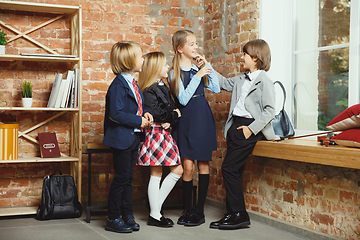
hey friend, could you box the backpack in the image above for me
[37,169,82,220]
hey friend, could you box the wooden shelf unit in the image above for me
[0,1,83,217]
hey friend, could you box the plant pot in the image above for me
[22,98,33,108]
[0,45,4,55]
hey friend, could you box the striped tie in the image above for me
[132,79,143,116]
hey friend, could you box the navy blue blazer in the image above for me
[103,74,144,150]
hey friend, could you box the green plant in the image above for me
[21,80,32,98]
[0,29,9,45]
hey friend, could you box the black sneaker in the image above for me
[184,210,205,227]
[123,215,140,231]
[177,209,192,225]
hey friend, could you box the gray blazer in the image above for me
[217,70,276,140]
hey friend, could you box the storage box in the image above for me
[0,124,19,160]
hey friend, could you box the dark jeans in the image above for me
[107,134,140,220]
[222,116,264,213]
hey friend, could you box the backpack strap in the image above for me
[52,169,62,176]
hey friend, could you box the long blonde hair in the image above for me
[170,30,209,96]
[138,52,166,92]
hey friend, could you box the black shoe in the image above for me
[184,210,205,227]
[219,212,250,229]
[177,209,192,225]
[123,215,140,231]
[209,212,232,229]
[147,216,173,228]
[165,217,174,226]
[105,218,133,233]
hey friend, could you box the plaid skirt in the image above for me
[137,123,181,166]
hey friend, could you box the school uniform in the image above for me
[170,63,220,225]
[171,63,220,161]
[103,73,145,221]
[137,81,181,166]
[217,70,275,214]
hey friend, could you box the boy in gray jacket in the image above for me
[210,39,276,230]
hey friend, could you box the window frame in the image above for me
[260,0,360,136]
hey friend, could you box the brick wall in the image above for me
[1,0,359,239]
[243,156,360,240]
[0,0,206,207]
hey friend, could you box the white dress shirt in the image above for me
[232,70,262,118]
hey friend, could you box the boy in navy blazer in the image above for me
[103,41,153,233]
[210,39,276,230]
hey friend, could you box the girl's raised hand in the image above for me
[195,66,212,78]
[194,55,207,68]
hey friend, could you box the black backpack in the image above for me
[37,170,82,220]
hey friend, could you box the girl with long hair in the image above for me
[169,29,220,226]
[137,52,183,227]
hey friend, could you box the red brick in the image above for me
[296,196,305,206]
[283,192,293,203]
[11,178,29,187]
[0,168,16,178]
[340,190,353,203]
[310,212,334,225]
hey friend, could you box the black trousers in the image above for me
[107,134,140,220]
[222,116,264,213]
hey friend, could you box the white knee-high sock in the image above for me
[148,175,162,221]
[158,172,181,210]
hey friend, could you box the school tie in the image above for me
[245,73,251,81]
[132,79,143,116]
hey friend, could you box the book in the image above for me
[62,70,74,108]
[47,73,63,108]
[69,68,79,108]
[75,68,79,108]
[38,132,61,158]
[54,70,73,108]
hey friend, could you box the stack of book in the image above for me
[47,68,80,108]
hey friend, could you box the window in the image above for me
[260,0,360,132]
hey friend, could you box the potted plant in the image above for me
[0,28,9,55]
[21,80,33,108]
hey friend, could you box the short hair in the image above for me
[110,41,142,74]
[243,39,271,72]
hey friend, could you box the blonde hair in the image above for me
[243,39,271,72]
[138,52,166,92]
[170,29,208,96]
[110,41,142,74]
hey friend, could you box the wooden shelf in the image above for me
[0,156,79,164]
[0,1,79,14]
[252,139,360,169]
[0,206,38,217]
[0,1,83,217]
[0,107,79,111]
[0,54,80,63]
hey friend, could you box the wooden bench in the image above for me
[252,139,360,169]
